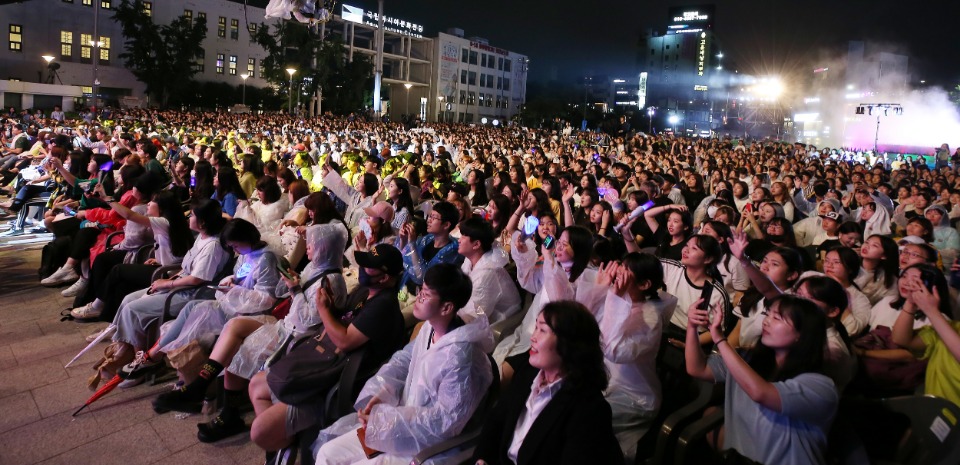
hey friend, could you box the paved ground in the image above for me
[0,238,264,465]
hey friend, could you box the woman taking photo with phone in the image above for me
[685,294,837,465]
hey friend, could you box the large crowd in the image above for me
[3,106,960,465]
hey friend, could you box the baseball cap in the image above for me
[354,244,404,276]
[363,201,396,225]
[897,236,926,246]
[819,211,841,222]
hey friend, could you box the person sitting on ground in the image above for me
[473,300,624,465]
[313,263,494,464]
[247,243,407,454]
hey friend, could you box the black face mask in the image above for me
[358,267,375,288]
[767,233,786,243]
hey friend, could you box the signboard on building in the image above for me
[667,4,715,34]
[638,72,647,108]
[341,3,423,37]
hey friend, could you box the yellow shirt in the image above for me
[526,176,541,190]
[919,320,960,407]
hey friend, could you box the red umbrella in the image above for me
[73,375,121,416]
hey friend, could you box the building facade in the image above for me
[0,0,273,109]
[431,31,528,124]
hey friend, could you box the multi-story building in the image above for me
[0,0,528,122]
[0,0,271,109]
[432,30,528,124]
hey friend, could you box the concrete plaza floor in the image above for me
[0,243,264,465]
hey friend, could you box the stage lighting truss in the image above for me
[855,103,903,117]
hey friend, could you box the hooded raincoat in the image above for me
[313,318,495,463]
[459,245,522,324]
[794,199,842,247]
[158,246,280,354]
[861,203,892,239]
[925,205,960,268]
[492,232,597,365]
[228,221,349,379]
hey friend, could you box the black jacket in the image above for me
[473,363,624,465]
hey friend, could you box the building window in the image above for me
[100,0,111,9]
[468,91,476,105]
[80,33,92,62]
[230,19,239,40]
[183,9,192,23]
[62,0,73,3]
[194,48,205,73]
[218,17,226,38]
[216,53,224,74]
[142,1,151,16]
[99,36,110,63]
[498,57,503,71]
[468,71,476,86]
[228,55,237,75]
[496,77,501,90]
[459,90,466,104]
[479,74,485,87]
[82,0,91,5]
[60,30,73,58]
[8,24,22,52]
[461,48,468,63]
[487,93,493,107]
[198,12,206,23]
[480,54,486,67]
[460,70,466,84]
[247,58,255,77]
[503,78,510,91]
[469,51,477,65]
[259,61,265,78]
[247,23,257,40]
[503,60,511,72]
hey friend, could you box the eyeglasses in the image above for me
[427,214,443,222]
[900,249,926,261]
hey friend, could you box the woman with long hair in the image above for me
[855,235,900,305]
[579,254,679,461]
[822,247,872,337]
[699,220,751,297]
[213,166,248,218]
[493,226,596,365]
[192,159,216,202]
[728,247,803,349]
[386,176,414,233]
[475,301,624,465]
[660,234,731,345]
[642,204,693,261]
[685,294,837,464]
[466,168,489,208]
[485,193,513,248]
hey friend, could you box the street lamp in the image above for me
[668,114,680,133]
[404,82,413,118]
[240,74,249,106]
[285,68,297,114]
[41,55,54,83]
[647,106,656,134]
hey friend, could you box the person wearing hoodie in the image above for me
[313,263,495,464]
[794,199,841,247]
[859,201,892,239]
[456,218,522,325]
[925,205,960,269]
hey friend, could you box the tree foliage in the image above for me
[254,21,373,114]
[113,0,206,107]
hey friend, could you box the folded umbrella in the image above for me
[65,324,116,369]
[73,375,121,416]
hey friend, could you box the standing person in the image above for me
[313,264,495,464]
[473,301,624,465]
[685,294,838,465]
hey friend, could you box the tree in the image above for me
[254,21,373,114]
[114,0,206,107]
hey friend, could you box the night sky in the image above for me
[316,0,960,86]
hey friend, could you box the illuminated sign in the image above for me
[341,3,423,37]
[794,112,820,123]
[470,41,509,56]
[667,5,714,34]
[697,32,707,76]
[638,72,647,108]
[694,85,708,91]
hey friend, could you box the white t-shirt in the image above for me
[181,234,231,281]
[148,217,181,266]
[868,296,930,331]
[661,258,730,331]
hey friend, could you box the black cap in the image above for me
[354,244,404,276]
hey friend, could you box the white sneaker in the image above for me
[117,377,144,389]
[40,265,79,286]
[72,302,103,321]
[119,350,162,379]
[61,277,88,297]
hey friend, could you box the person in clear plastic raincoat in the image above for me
[313,264,494,465]
[492,226,596,366]
[456,218,521,325]
[150,220,349,441]
[117,218,281,380]
[576,253,678,462]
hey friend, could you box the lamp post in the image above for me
[240,74,248,106]
[404,82,412,119]
[437,95,443,122]
[285,68,297,114]
[91,0,100,110]
[42,55,54,83]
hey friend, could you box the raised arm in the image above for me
[728,230,783,299]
